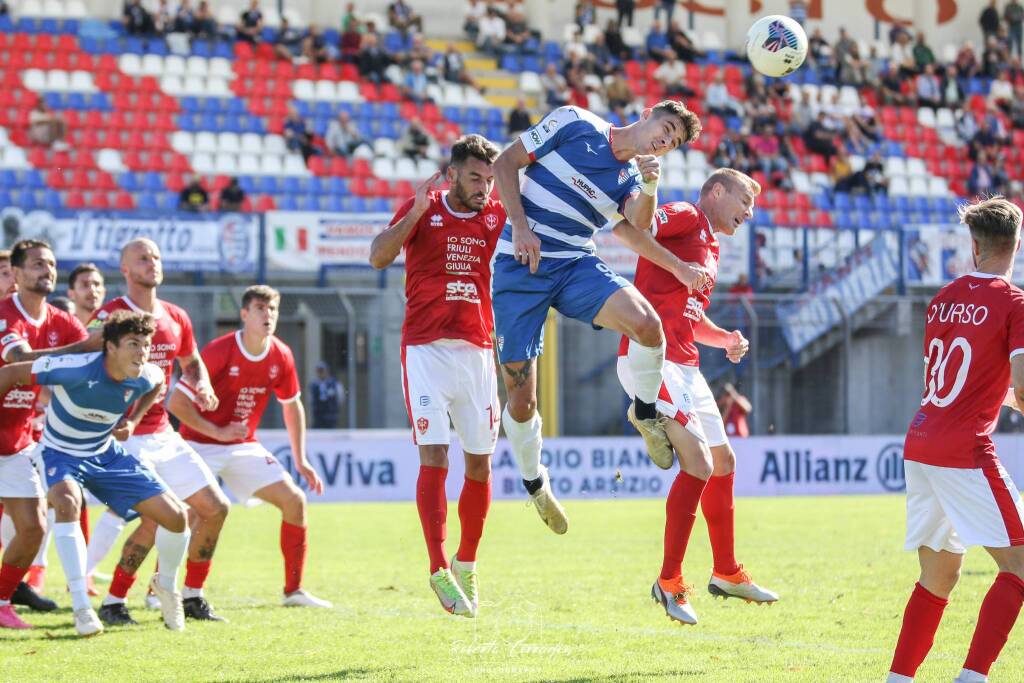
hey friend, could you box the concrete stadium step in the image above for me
[426,39,475,54]
[464,57,497,71]
[476,74,517,90]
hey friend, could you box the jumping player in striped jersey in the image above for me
[0,311,191,636]
[491,102,706,534]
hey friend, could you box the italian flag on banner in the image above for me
[273,225,309,253]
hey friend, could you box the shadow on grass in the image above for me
[536,671,709,682]
[220,668,404,682]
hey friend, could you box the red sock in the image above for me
[79,506,90,545]
[416,465,448,573]
[280,521,307,595]
[661,471,708,580]
[963,572,1024,675]
[0,562,29,602]
[109,565,138,599]
[889,582,949,676]
[184,560,212,590]
[701,472,739,575]
[456,476,491,563]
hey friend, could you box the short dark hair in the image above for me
[68,262,103,290]
[450,134,500,167]
[651,100,702,145]
[102,310,156,350]
[241,284,280,308]
[49,296,74,314]
[960,196,1023,254]
[10,239,52,268]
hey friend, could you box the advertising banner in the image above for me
[0,208,259,273]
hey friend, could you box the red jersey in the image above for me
[617,202,718,366]
[177,331,300,445]
[0,295,87,455]
[904,273,1024,469]
[393,190,506,347]
[90,295,197,435]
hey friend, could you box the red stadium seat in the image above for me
[296,63,316,80]
[308,156,327,175]
[168,154,192,173]
[318,63,340,81]
[328,156,350,176]
[88,191,110,210]
[113,191,134,210]
[255,195,276,211]
[69,169,91,189]
[349,177,370,196]
[340,64,359,81]
[66,191,85,208]
[165,173,185,192]
[234,41,254,59]
[46,169,67,189]
[95,172,117,191]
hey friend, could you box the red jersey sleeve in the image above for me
[0,318,28,361]
[274,343,301,403]
[175,308,197,359]
[653,202,703,240]
[57,310,88,344]
[390,196,419,245]
[1009,288,1024,359]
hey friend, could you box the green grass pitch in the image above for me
[3,495,1021,682]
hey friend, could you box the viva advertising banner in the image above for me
[0,208,259,273]
[253,431,1024,503]
[777,233,899,353]
[905,224,1024,288]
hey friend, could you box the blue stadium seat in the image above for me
[871,194,891,210]
[16,17,42,33]
[341,197,367,212]
[0,190,11,206]
[892,196,911,212]
[149,40,169,56]
[41,190,62,210]
[198,113,219,130]
[66,92,87,110]
[832,193,851,210]
[370,198,391,212]
[853,195,871,212]
[0,15,13,31]
[239,116,264,133]
[60,19,80,33]
[136,193,158,211]
[327,177,347,195]
[325,196,345,212]
[214,41,234,59]
[177,113,198,131]
[192,40,212,57]
[238,176,256,193]
[377,121,400,138]
[910,196,929,212]
[0,170,16,188]
[24,170,45,189]
[281,177,302,195]
[255,177,279,194]
[143,173,164,192]
[500,55,521,72]
[313,101,333,118]
[222,114,245,133]
[158,192,178,210]
[180,96,200,112]
[277,195,298,211]
[225,98,247,115]
[383,32,405,54]
[119,173,139,192]
[87,92,112,110]
[835,211,853,229]
[17,190,37,210]
[442,106,462,123]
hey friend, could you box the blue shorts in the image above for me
[492,252,631,363]
[41,442,167,522]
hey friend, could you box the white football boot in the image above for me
[651,576,698,625]
[429,568,472,617]
[282,589,333,608]
[627,405,674,469]
[529,465,568,535]
[73,607,104,637]
[707,565,779,604]
[451,557,478,617]
[148,575,184,631]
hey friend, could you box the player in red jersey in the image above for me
[91,238,231,627]
[0,240,88,628]
[167,285,330,608]
[0,249,15,298]
[888,198,1024,683]
[369,135,505,617]
[615,169,777,625]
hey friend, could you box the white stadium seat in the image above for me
[217,132,240,154]
[46,70,70,92]
[205,78,230,97]
[237,153,260,173]
[936,108,956,129]
[142,54,164,77]
[186,57,209,78]
[240,133,263,155]
[927,177,949,197]
[791,171,812,194]
[282,154,308,175]
[216,6,237,25]
[906,158,927,178]
[686,149,707,169]
[884,157,907,177]
[415,159,437,179]
[336,82,361,102]
[42,0,63,15]
[373,158,396,179]
[214,152,238,176]
[888,177,909,196]
[118,54,142,75]
[96,148,125,173]
[685,169,705,189]
[209,58,234,80]
[352,144,373,159]
[1,147,28,169]
[909,177,929,196]
[263,135,287,156]
[917,107,936,128]
[191,152,214,175]
[314,80,337,102]
[519,72,542,93]
[18,0,43,16]
[194,131,217,152]
[69,71,96,92]
[160,75,183,96]
[259,154,284,175]
[663,150,684,174]
[171,131,194,154]
[849,154,865,173]
[373,138,396,158]
[182,75,205,95]
[293,79,315,100]
[163,56,186,76]
[0,128,10,148]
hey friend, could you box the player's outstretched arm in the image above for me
[166,386,246,443]
[113,380,165,441]
[369,171,441,269]
[282,398,323,495]
[5,328,103,363]
[494,139,542,272]
[179,349,218,412]
[0,361,34,396]
[622,155,661,233]
[694,312,749,363]
[611,220,707,290]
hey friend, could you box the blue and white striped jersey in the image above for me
[31,352,163,456]
[498,106,644,259]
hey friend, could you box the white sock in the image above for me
[627,339,665,404]
[956,669,987,683]
[101,593,125,606]
[502,406,543,481]
[31,509,55,567]
[885,673,913,683]
[53,521,90,612]
[154,526,190,593]
[0,513,13,548]
[182,586,203,599]
[86,510,126,576]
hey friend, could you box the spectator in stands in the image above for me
[830,145,860,193]
[443,44,482,91]
[604,18,629,60]
[326,110,370,157]
[646,20,673,63]
[403,33,435,68]
[388,0,423,36]
[1008,0,1024,57]
[653,54,687,98]
[342,2,359,32]
[153,0,174,34]
[357,33,391,84]
[463,0,485,41]
[807,27,835,80]
[587,32,614,78]
[540,62,569,107]
[748,123,793,189]
[956,41,981,78]
[178,175,209,212]
[0,0,8,14]
[728,273,754,297]
[789,89,816,135]
[273,18,304,62]
[833,28,856,75]
[574,1,596,31]
[476,6,506,56]
[654,0,677,25]
[615,0,634,29]
[940,64,964,108]
[193,0,216,38]
[788,0,807,26]
[1010,84,1024,128]
[173,0,196,33]
[123,0,155,36]
[219,177,245,212]
[303,24,332,63]
[877,62,909,105]
[504,5,536,55]
[804,111,838,162]
[717,383,751,438]
[563,27,589,64]
[236,0,263,44]
[890,31,917,78]
[668,19,704,62]
[604,66,633,111]
[851,106,881,146]
[507,98,531,137]
[311,363,344,429]
[912,32,936,71]
[990,70,1014,111]
[283,105,319,162]
[29,100,67,150]
[398,119,431,160]
[862,150,889,195]
[712,128,752,174]
[916,64,942,110]
[339,18,362,62]
[981,0,1001,42]
[401,59,432,105]
[705,72,743,118]
[837,42,869,86]
[969,151,999,196]
[971,114,1009,159]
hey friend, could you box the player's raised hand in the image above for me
[413,171,442,216]
[726,330,750,363]
[297,460,324,495]
[636,154,660,184]
[194,381,219,412]
[673,260,708,291]
[512,222,542,274]
[217,421,249,442]
[112,417,138,441]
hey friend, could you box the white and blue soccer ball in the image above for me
[745,15,808,78]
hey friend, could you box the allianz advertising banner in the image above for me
[251,431,1024,503]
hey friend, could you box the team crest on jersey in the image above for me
[618,168,631,185]
[124,389,133,403]
[47,331,58,346]
[47,467,55,477]
[430,214,443,227]
[484,214,499,231]
[229,366,240,376]
[97,310,109,320]
[269,364,279,379]
[416,417,429,435]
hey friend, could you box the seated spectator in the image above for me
[981,0,1001,42]
[604,18,630,60]
[194,0,216,38]
[851,106,881,144]
[789,90,817,135]
[507,98,531,137]
[668,19,704,62]
[273,18,305,62]
[748,123,792,189]
[540,62,569,108]
[957,109,981,146]
[968,151,998,196]
[326,111,370,157]
[173,0,196,33]
[705,72,743,118]
[956,41,981,78]
[588,32,613,78]
[236,0,263,44]
[389,0,423,36]
[837,42,869,86]
[401,59,432,104]
[219,177,246,212]
[504,6,535,54]
[712,128,752,173]
[915,64,942,110]
[990,70,1014,111]
[399,119,431,160]
[940,64,964,108]
[153,0,174,34]
[646,20,673,62]
[563,27,589,64]
[303,24,331,64]
[804,111,838,162]
[830,146,861,193]
[833,27,856,72]
[912,31,936,71]
[283,105,319,162]
[339,18,363,62]
[971,114,1009,159]
[464,0,486,41]
[807,27,835,79]
[877,62,910,106]
[29,100,67,150]
[178,175,209,212]
[443,44,482,91]
[358,33,392,84]
[889,30,916,77]
[982,35,1006,78]
[123,0,155,36]
[0,0,8,14]
[1009,84,1024,128]
[653,54,688,98]
[476,6,506,56]
[862,150,889,194]
[604,67,633,111]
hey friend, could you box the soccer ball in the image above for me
[745,15,808,78]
